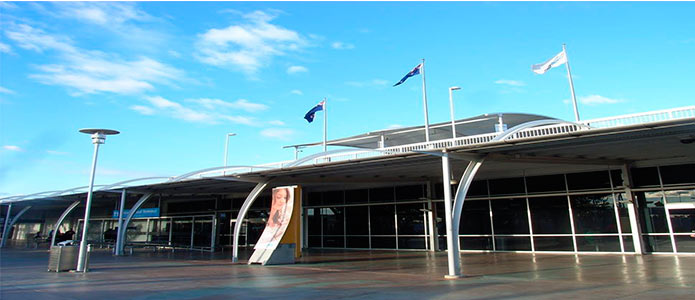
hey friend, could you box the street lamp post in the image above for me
[224,133,237,167]
[76,128,119,272]
[448,86,461,139]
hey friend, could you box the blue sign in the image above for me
[113,208,160,219]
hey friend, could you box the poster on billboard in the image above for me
[254,186,295,250]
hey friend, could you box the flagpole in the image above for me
[563,44,580,122]
[420,58,431,142]
[323,97,327,152]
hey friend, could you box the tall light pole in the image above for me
[76,128,119,272]
[448,86,461,139]
[224,133,236,167]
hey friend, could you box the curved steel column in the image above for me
[1,204,10,247]
[1,206,31,247]
[232,180,272,262]
[116,193,153,255]
[51,201,81,246]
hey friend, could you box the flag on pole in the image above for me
[532,50,567,74]
[303,100,325,123]
[393,64,422,86]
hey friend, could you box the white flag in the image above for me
[532,50,567,74]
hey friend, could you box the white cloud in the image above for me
[577,94,625,106]
[290,89,303,95]
[3,145,23,152]
[260,128,295,140]
[0,42,11,53]
[195,10,307,75]
[287,65,308,74]
[51,2,153,27]
[494,79,525,87]
[346,79,389,87]
[331,41,355,50]
[268,120,285,126]
[188,98,268,112]
[131,96,261,126]
[387,124,404,129]
[5,23,184,95]
[0,86,16,94]
[46,150,69,155]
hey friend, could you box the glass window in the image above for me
[489,177,525,195]
[622,236,635,252]
[345,206,369,235]
[322,207,344,236]
[636,192,669,233]
[398,237,426,249]
[664,190,695,204]
[308,235,321,247]
[322,236,344,248]
[566,171,611,191]
[631,167,661,187]
[526,174,566,193]
[370,204,395,235]
[460,237,493,250]
[674,235,695,253]
[346,236,369,248]
[369,187,394,203]
[307,192,322,206]
[307,208,321,235]
[494,237,531,251]
[395,185,424,201]
[576,236,621,252]
[659,164,695,185]
[459,200,492,234]
[323,191,344,205]
[642,235,673,252]
[371,237,396,249]
[610,169,624,188]
[468,180,488,197]
[397,203,425,235]
[217,197,232,210]
[491,199,530,234]
[345,189,368,204]
[571,194,618,234]
[533,237,574,251]
[669,209,695,233]
[529,196,572,234]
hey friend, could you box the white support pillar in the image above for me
[1,204,12,248]
[52,201,81,246]
[232,181,272,262]
[115,189,127,255]
[426,181,438,252]
[441,151,461,278]
[622,164,645,254]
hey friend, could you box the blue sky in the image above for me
[1,2,694,196]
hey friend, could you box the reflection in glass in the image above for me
[533,237,573,251]
[529,196,571,234]
[566,171,611,190]
[636,192,669,233]
[571,194,618,234]
[346,206,369,235]
[346,236,369,248]
[370,205,395,235]
[460,237,493,250]
[659,164,695,185]
[622,236,635,252]
[322,207,344,235]
[307,208,321,235]
[614,194,632,233]
[371,237,396,249]
[494,236,531,251]
[674,235,695,253]
[398,237,426,249]
[576,236,621,252]
[664,190,695,204]
[397,203,425,235]
[642,235,673,252]
[669,209,695,233]
[323,235,344,248]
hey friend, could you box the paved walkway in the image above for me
[1,247,694,299]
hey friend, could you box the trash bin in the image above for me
[47,243,79,272]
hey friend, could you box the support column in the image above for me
[232,180,272,262]
[1,204,12,248]
[117,193,153,255]
[1,206,31,248]
[426,181,438,252]
[622,164,645,254]
[441,151,461,278]
[115,190,126,255]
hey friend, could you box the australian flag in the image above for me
[304,100,325,123]
[393,64,422,87]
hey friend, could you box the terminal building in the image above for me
[2,106,694,262]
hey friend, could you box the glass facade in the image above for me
[303,163,695,254]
